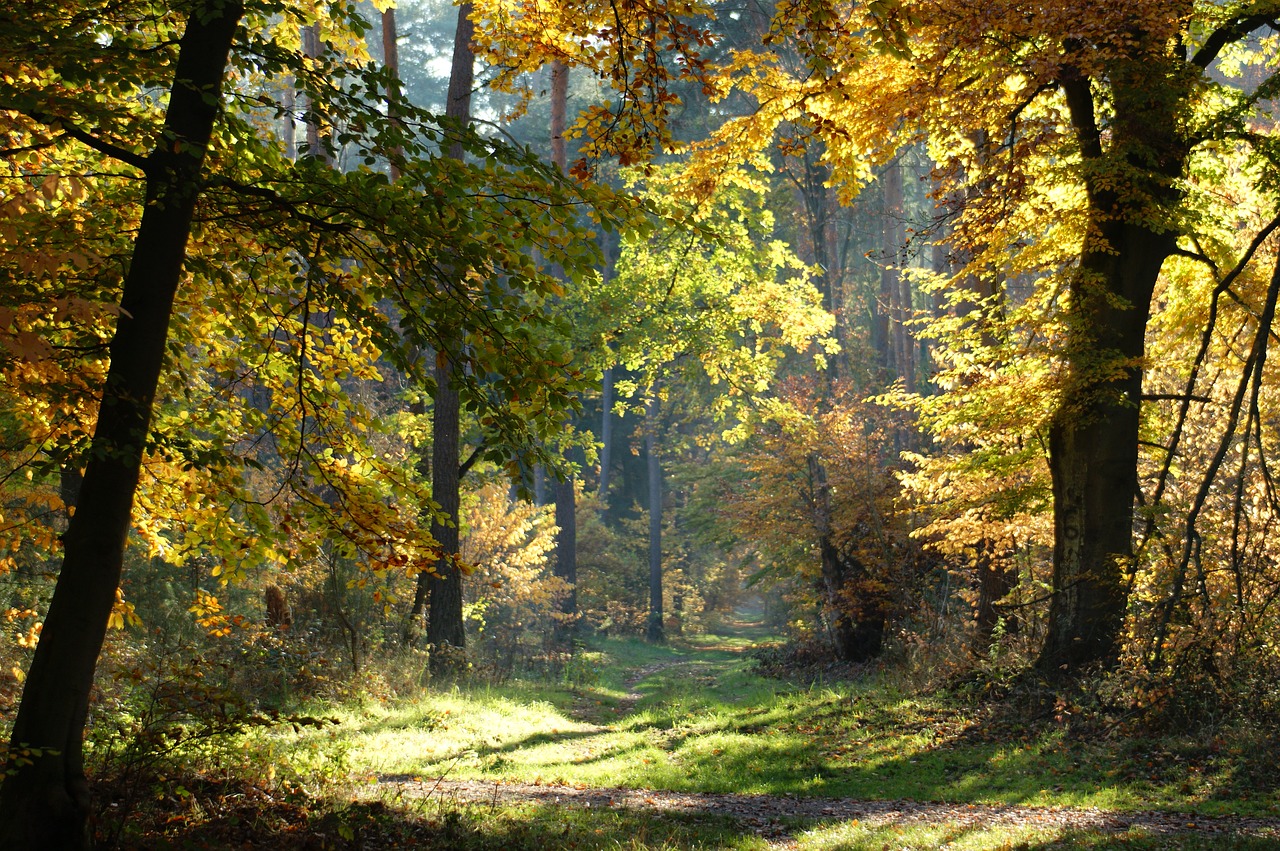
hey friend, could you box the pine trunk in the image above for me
[427,351,465,666]
[0,4,243,845]
[424,2,474,672]
[599,367,614,502]
[553,476,577,643]
[548,58,578,646]
[646,394,664,643]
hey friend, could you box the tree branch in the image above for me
[14,110,151,171]
[1192,6,1280,69]
[458,440,486,480]
[1142,393,1212,404]
[203,175,354,232]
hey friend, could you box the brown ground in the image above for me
[372,777,1280,847]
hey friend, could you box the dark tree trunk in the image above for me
[0,4,243,846]
[553,476,577,643]
[423,2,474,674]
[973,544,1016,645]
[1039,223,1169,672]
[1036,59,1185,677]
[807,454,884,661]
[427,351,465,666]
[645,393,664,643]
[547,58,578,647]
[599,367,614,502]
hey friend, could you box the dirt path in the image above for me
[376,777,1280,846]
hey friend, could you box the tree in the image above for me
[0,2,244,843]
[0,0,622,840]
[645,390,664,642]
[700,0,1280,677]
[424,0,476,674]
[576,170,833,643]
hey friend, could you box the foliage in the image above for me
[706,382,930,656]
[470,0,719,175]
[460,481,569,674]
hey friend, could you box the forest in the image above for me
[3,0,1280,848]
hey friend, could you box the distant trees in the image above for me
[686,0,1280,680]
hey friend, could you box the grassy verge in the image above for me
[105,626,1280,847]
[262,634,1280,820]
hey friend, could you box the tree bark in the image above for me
[425,2,475,674]
[380,7,401,182]
[301,23,329,163]
[0,3,243,845]
[427,351,465,663]
[547,58,578,647]
[1039,221,1171,673]
[806,453,882,661]
[599,367,614,502]
[553,476,577,643]
[881,158,913,391]
[1036,57,1185,677]
[872,160,898,379]
[646,393,664,643]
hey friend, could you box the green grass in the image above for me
[795,820,1280,850]
[236,624,1280,849]
[267,635,1280,819]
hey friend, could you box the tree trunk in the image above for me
[881,158,913,391]
[380,7,401,182]
[1038,224,1169,672]
[599,367,614,502]
[646,393,664,643]
[973,544,1016,645]
[301,23,328,163]
[1036,60,1184,677]
[872,161,899,378]
[553,476,577,643]
[806,453,881,661]
[425,2,475,674]
[0,4,243,845]
[547,58,578,647]
[427,351,465,667]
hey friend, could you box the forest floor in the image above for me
[109,612,1280,849]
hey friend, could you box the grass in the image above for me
[263,633,1280,821]
[116,618,1280,848]
[795,819,1280,850]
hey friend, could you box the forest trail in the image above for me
[381,777,1280,848]
[369,611,1280,847]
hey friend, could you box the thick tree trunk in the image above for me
[1036,59,1185,677]
[0,4,242,846]
[646,393,664,643]
[1038,221,1171,673]
[424,2,474,674]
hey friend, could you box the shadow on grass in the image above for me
[102,775,765,850]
